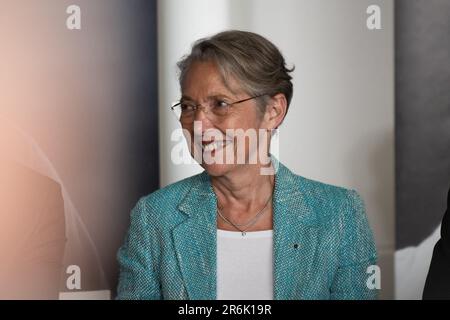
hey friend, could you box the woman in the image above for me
[117,30,377,300]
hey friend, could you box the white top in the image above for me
[216,229,274,300]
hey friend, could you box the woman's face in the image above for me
[181,61,270,177]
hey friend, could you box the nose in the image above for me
[194,105,215,126]
[193,104,208,121]
[189,105,213,135]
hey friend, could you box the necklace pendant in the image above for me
[242,231,246,237]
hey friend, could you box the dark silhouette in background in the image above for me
[423,186,450,299]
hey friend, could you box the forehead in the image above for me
[181,61,241,98]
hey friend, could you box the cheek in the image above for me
[225,110,263,131]
[222,118,264,157]
[181,125,194,145]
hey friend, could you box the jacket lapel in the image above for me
[171,161,320,300]
[172,172,217,300]
[272,163,319,299]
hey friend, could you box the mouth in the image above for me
[201,140,232,153]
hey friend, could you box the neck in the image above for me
[211,163,275,214]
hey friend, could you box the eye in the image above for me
[213,100,229,109]
[180,102,195,112]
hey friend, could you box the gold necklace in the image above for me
[217,194,272,237]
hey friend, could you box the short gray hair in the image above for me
[177,30,294,114]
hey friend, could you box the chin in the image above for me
[200,162,235,177]
[191,141,239,177]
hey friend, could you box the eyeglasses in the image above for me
[171,94,266,124]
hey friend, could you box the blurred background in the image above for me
[0,0,159,298]
[0,0,448,300]
[395,0,450,300]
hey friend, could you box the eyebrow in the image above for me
[181,93,234,102]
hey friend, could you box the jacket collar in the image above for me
[172,160,319,300]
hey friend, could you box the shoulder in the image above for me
[129,171,206,226]
[278,163,364,224]
[297,173,359,203]
[138,171,205,209]
[295,174,375,256]
[276,163,373,252]
[280,164,376,260]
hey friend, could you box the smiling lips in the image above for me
[201,140,232,152]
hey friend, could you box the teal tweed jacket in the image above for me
[117,162,378,300]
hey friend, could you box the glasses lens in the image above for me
[171,102,182,120]
[172,101,197,124]
[171,99,231,124]
[210,99,229,117]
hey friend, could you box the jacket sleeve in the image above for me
[330,190,379,300]
[116,198,162,300]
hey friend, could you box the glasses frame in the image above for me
[171,93,267,123]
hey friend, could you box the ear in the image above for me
[263,93,287,130]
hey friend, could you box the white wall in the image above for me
[158,0,394,299]
[158,0,231,184]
